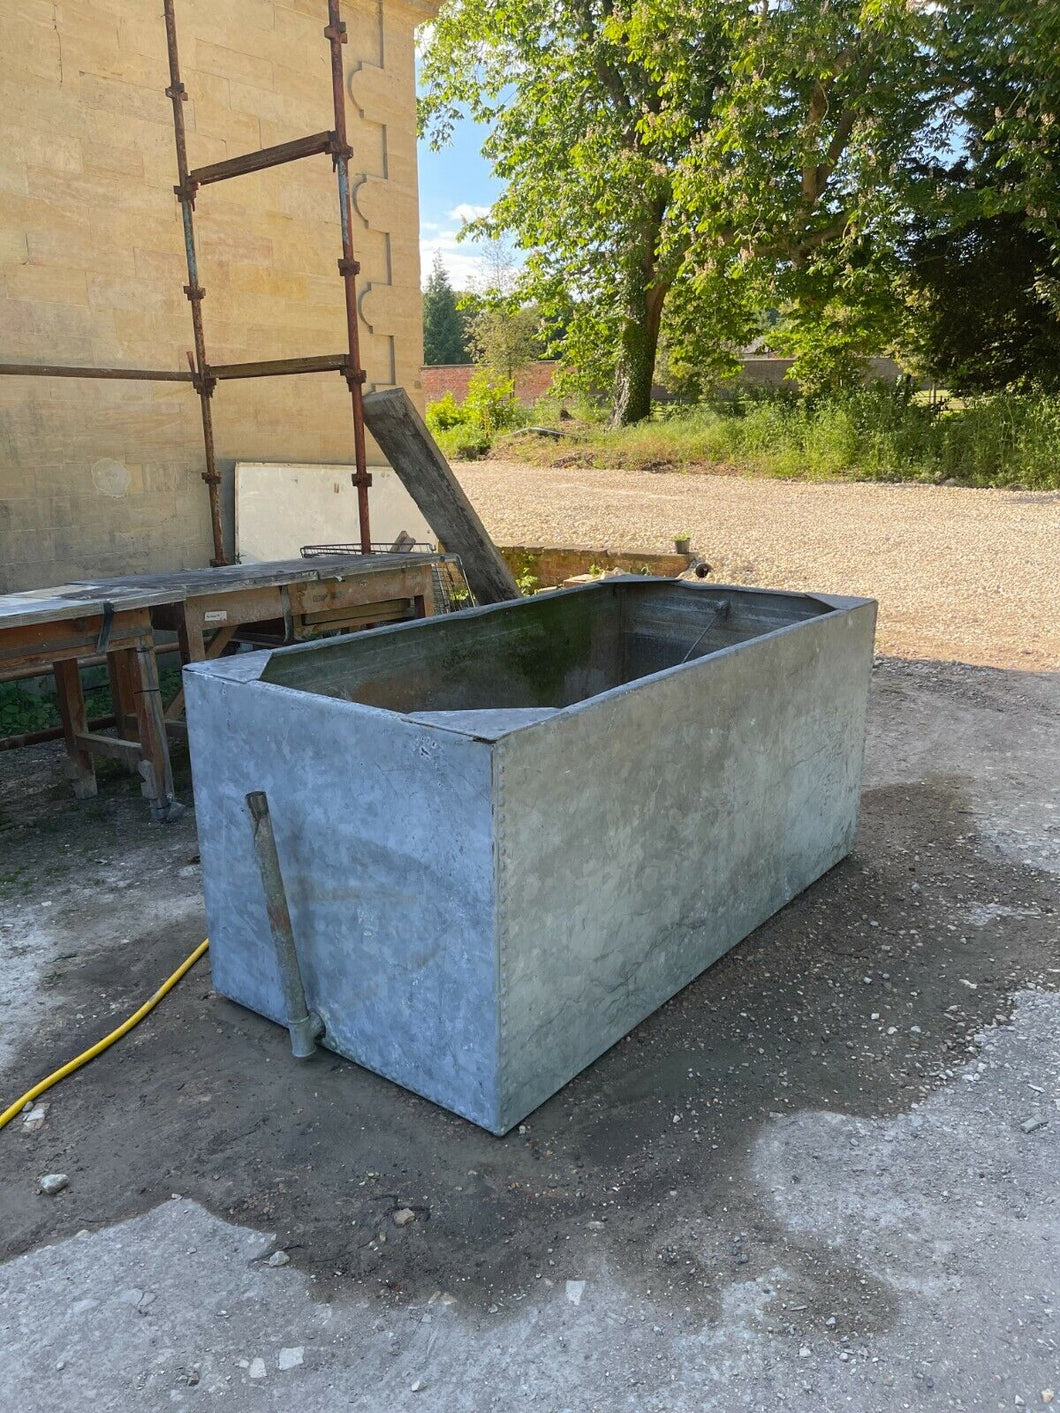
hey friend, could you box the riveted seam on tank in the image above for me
[494,746,511,1129]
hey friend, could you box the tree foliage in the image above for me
[903,217,1060,393]
[420,0,1060,417]
[948,0,1060,234]
[466,304,540,381]
[897,3,1060,390]
[457,237,542,380]
[421,253,470,365]
[420,0,727,423]
[634,0,949,390]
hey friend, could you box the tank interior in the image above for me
[260,581,834,716]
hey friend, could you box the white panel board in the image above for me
[234,461,436,562]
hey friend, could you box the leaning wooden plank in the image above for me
[362,387,520,604]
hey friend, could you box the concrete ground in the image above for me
[0,652,1056,1411]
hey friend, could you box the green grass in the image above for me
[488,387,1060,490]
[433,424,491,460]
[0,667,183,739]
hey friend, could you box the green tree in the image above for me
[420,0,738,425]
[460,237,541,381]
[660,0,951,391]
[467,305,540,382]
[421,253,470,365]
[902,216,1060,393]
[420,0,952,418]
[896,2,1060,391]
[948,1,1060,236]
[421,0,1059,413]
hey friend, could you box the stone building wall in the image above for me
[0,0,433,591]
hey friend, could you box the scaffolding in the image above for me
[0,0,373,565]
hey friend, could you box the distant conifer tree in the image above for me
[422,254,471,365]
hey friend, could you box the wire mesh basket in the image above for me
[299,543,473,614]
[429,556,474,614]
[300,541,436,557]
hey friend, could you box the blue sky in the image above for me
[417,115,500,289]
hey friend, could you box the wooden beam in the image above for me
[53,659,96,799]
[208,354,348,381]
[74,731,142,764]
[121,644,180,821]
[107,650,140,763]
[166,623,235,722]
[362,388,521,605]
[299,597,413,628]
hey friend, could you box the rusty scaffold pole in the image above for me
[162,0,226,567]
[325,0,373,554]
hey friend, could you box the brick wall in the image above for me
[422,355,912,410]
[0,0,434,592]
[421,361,560,406]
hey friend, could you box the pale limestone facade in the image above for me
[0,0,434,591]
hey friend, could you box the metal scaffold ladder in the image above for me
[0,0,374,565]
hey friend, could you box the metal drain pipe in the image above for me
[246,791,323,1059]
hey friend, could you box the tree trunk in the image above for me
[611,278,667,427]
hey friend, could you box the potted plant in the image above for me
[673,532,692,555]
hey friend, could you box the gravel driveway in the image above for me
[454,461,1060,670]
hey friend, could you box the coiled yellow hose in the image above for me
[0,939,209,1132]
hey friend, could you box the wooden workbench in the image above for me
[0,554,449,820]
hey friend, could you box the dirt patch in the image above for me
[547,450,597,470]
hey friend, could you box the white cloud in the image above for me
[420,229,492,289]
[448,202,491,224]
[420,210,524,290]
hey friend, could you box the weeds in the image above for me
[477,385,1060,489]
[426,369,528,459]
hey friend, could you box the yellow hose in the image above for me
[0,938,209,1132]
